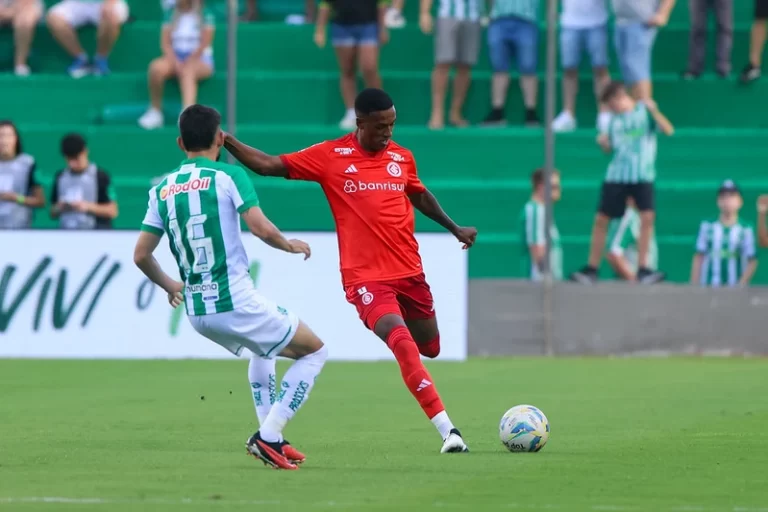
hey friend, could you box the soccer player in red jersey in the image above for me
[224,88,478,453]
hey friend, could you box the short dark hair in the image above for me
[531,168,559,188]
[354,88,394,116]
[61,133,87,158]
[0,120,23,156]
[179,104,222,152]
[601,81,626,103]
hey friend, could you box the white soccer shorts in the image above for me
[49,0,129,28]
[187,292,300,359]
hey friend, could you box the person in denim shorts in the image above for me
[480,0,541,126]
[552,0,611,133]
[611,0,677,101]
[314,0,388,130]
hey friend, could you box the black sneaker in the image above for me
[245,432,298,470]
[570,266,598,284]
[480,108,506,126]
[740,64,761,83]
[440,428,469,453]
[636,268,666,284]
[524,108,540,127]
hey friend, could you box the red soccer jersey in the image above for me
[279,133,427,287]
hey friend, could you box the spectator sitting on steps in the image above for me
[0,0,44,76]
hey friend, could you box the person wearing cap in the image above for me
[691,180,758,288]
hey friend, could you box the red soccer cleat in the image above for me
[245,433,298,470]
[282,440,306,464]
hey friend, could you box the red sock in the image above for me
[417,334,440,359]
[386,325,445,419]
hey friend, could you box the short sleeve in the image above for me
[279,142,329,183]
[226,166,260,214]
[525,203,545,246]
[743,226,757,260]
[26,159,38,194]
[140,188,165,236]
[695,221,710,254]
[405,156,426,195]
[97,169,117,203]
[50,170,62,204]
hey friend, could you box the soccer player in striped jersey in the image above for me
[691,180,758,288]
[605,198,658,281]
[572,81,673,285]
[520,168,562,280]
[132,105,326,471]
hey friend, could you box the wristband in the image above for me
[16,195,25,205]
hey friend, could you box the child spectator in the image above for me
[520,168,562,281]
[0,120,44,229]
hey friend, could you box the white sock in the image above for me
[248,355,277,425]
[260,345,328,443]
[431,410,456,440]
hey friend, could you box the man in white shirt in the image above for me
[552,0,611,132]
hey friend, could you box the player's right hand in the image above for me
[288,239,312,260]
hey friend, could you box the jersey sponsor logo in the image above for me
[160,177,211,200]
[344,180,404,194]
[386,162,402,177]
[344,164,359,174]
[334,147,355,155]
[186,282,219,301]
[387,151,405,162]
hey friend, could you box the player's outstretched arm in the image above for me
[133,231,184,306]
[241,206,311,259]
[223,133,288,177]
[408,189,478,249]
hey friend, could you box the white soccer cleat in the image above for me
[440,428,469,454]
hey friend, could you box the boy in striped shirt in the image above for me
[691,180,758,288]
[520,168,562,280]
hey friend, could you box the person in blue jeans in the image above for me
[611,0,677,101]
[314,0,389,130]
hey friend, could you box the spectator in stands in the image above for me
[50,133,118,229]
[684,0,732,79]
[552,0,611,132]
[740,0,768,82]
[0,0,44,76]
[612,0,677,101]
[757,194,768,246]
[314,0,388,130]
[691,180,758,287]
[520,168,562,281]
[481,0,540,126]
[0,120,44,229]
[46,0,130,77]
[138,0,215,130]
[605,198,658,281]
[420,0,482,129]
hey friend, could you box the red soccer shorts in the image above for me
[344,273,436,330]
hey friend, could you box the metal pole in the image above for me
[226,0,238,164]
[542,0,557,357]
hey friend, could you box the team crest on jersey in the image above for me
[387,151,405,162]
[386,162,402,177]
[358,287,374,305]
[160,177,211,200]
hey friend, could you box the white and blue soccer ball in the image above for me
[499,404,550,453]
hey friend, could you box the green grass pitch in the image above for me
[1,358,767,511]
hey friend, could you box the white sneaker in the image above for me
[14,65,30,77]
[138,108,164,130]
[597,111,612,133]
[440,428,469,453]
[552,111,577,132]
[384,8,405,28]
[339,109,357,130]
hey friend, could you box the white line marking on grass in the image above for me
[1,498,766,511]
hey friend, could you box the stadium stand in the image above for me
[1,0,765,283]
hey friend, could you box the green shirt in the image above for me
[491,0,540,22]
[520,199,562,281]
[605,103,658,184]
[436,0,484,20]
[606,208,657,275]
[695,219,757,288]
[140,157,260,316]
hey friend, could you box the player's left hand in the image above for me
[454,226,477,249]
[166,281,184,308]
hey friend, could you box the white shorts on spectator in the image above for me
[49,0,129,28]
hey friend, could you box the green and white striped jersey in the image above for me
[606,208,657,273]
[141,156,260,316]
[605,103,658,184]
[520,199,562,281]
[435,0,483,20]
[695,219,757,287]
[490,0,540,22]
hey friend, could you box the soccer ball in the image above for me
[499,404,550,453]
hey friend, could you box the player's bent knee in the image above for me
[285,320,325,358]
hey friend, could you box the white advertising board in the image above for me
[0,231,467,360]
